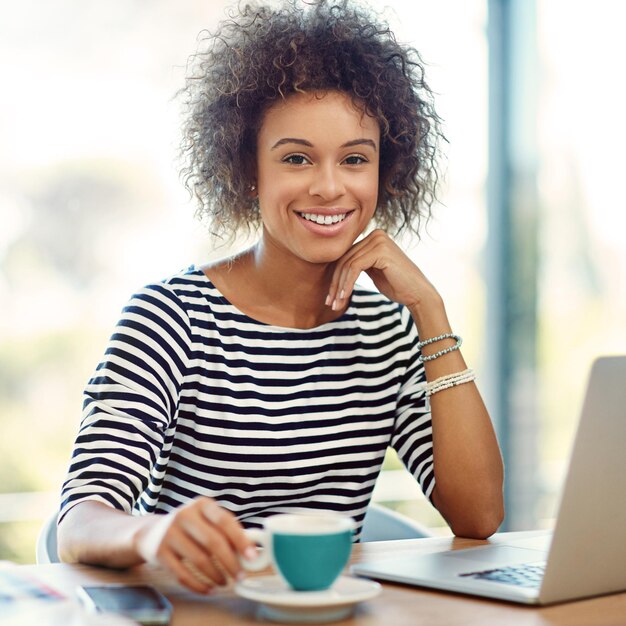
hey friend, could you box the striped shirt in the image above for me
[60,266,434,539]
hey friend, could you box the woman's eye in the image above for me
[283,154,309,165]
[344,155,368,165]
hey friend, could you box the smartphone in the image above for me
[76,584,172,625]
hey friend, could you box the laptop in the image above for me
[352,355,626,605]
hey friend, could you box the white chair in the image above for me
[360,503,433,541]
[36,510,60,564]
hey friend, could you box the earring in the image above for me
[250,184,256,192]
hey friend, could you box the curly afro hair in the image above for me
[178,0,445,241]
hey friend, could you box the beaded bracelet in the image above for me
[425,368,476,397]
[417,333,462,363]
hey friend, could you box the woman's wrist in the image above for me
[407,289,450,337]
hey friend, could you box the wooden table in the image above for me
[12,531,626,625]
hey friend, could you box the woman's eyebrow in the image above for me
[271,138,313,150]
[341,138,377,151]
[270,137,377,151]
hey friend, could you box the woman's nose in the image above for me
[309,163,345,200]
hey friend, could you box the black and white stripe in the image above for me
[61,267,434,538]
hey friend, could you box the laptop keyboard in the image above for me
[459,562,546,588]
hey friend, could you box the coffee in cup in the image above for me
[241,512,355,591]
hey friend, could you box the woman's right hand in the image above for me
[134,497,257,593]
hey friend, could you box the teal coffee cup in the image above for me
[241,513,355,591]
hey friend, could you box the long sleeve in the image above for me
[60,281,192,522]
[390,307,435,502]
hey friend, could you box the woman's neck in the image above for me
[203,242,346,329]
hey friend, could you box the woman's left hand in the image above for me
[326,229,436,310]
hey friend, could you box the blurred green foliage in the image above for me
[0,522,40,565]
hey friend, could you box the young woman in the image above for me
[57,0,504,594]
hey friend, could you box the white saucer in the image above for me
[235,575,381,623]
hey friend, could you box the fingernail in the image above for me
[325,295,331,306]
[340,289,345,300]
[331,299,337,311]
[203,504,222,525]
[244,546,257,560]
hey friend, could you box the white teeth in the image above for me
[301,212,348,225]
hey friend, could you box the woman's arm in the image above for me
[59,282,257,591]
[58,501,149,568]
[58,498,257,593]
[328,229,504,538]
[408,291,504,539]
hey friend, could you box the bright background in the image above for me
[1,0,625,562]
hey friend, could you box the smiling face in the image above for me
[255,91,380,266]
